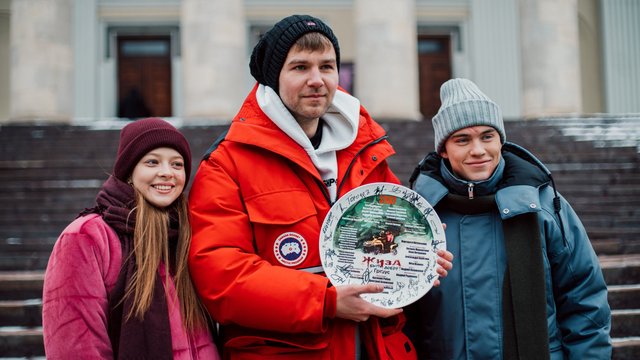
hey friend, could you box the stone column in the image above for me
[10,0,74,123]
[520,0,582,117]
[353,0,421,121]
[0,8,9,123]
[181,0,246,123]
[73,0,98,121]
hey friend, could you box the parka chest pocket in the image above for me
[244,189,320,265]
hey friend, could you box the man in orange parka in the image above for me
[188,14,452,359]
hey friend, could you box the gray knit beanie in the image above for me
[432,78,505,153]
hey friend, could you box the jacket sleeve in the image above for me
[42,217,119,359]
[188,157,332,334]
[544,195,612,359]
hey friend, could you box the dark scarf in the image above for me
[440,193,549,360]
[81,176,174,359]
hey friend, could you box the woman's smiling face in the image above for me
[131,147,186,208]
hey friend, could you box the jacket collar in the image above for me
[414,143,551,219]
[255,84,360,155]
[440,157,505,197]
[225,84,395,183]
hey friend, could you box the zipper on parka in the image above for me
[313,135,390,207]
[468,182,475,199]
[330,135,390,206]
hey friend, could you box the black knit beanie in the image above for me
[113,117,192,184]
[249,14,340,94]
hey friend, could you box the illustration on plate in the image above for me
[320,183,446,309]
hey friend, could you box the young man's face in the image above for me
[440,125,503,181]
[278,44,339,127]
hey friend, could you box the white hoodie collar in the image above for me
[256,84,360,154]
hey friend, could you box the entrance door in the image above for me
[418,35,452,119]
[117,36,172,118]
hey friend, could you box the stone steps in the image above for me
[0,118,639,357]
[601,253,640,357]
[0,272,44,301]
[0,253,637,358]
[552,168,640,181]
[0,238,57,253]
[608,284,640,310]
[0,300,42,328]
[613,337,640,360]
[0,255,50,272]
[0,272,43,356]
[593,239,640,256]
[0,326,44,358]
[601,254,640,286]
[588,228,640,243]
[577,215,640,228]
[612,309,640,338]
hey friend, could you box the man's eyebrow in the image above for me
[285,57,336,65]
[285,58,310,65]
[451,128,496,138]
[450,133,470,138]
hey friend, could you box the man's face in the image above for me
[278,44,339,126]
[440,125,502,181]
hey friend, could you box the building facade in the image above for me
[0,0,638,124]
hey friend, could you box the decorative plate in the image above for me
[319,182,446,308]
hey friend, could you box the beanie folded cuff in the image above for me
[113,119,192,184]
[433,100,505,153]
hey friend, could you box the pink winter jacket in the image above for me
[42,213,220,359]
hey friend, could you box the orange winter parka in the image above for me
[188,85,416,360]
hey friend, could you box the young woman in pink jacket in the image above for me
[42,117,220,359]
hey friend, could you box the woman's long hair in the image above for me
[124,190,208,330]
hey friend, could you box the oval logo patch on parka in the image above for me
[274,232,308,267]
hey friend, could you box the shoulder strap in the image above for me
[201,128,230,162]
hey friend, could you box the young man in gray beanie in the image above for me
[405,78,611,359]
[187,14,452,359]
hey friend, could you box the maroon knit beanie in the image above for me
[113,117,192,184]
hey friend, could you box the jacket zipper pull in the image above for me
[468,183,475,200]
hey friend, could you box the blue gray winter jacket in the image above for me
[405,143,611,360]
